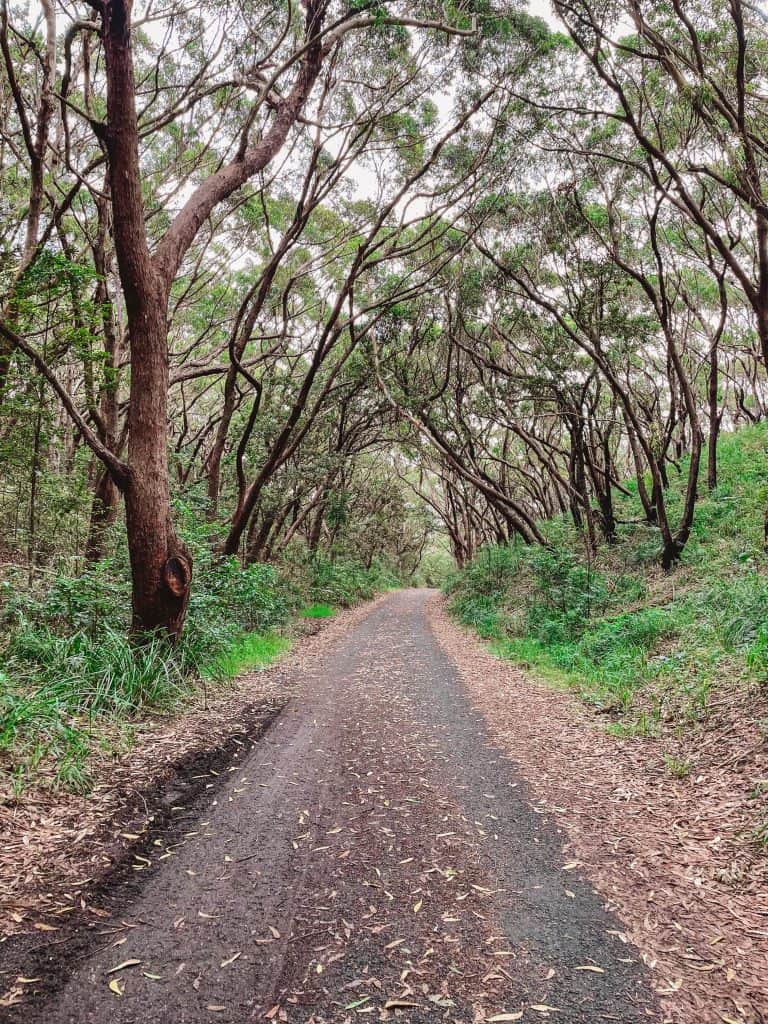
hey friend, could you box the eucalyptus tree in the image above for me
[0,0,478,637]
[471,191,706,568]
[373,256,554,548]
[552,0,768,369]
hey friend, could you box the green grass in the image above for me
[0,549,398,792]
[447,422,768,728]
[202,631,291,680]
[299,603,335,619]
[0,627,290,793]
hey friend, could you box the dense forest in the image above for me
[2,0,768,771]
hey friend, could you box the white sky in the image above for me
[526,0,559,28]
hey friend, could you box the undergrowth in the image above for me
[202,632,291,681]
[300,603,335,619]
[0,513,398,791]
[447,423,768,732]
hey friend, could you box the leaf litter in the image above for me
[429,594,768,1024]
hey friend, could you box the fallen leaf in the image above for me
[428,995,455,1007]
[268,925,280,939]
[384,1000,421,1009]
[108,979,124,997]
[221,952,242,968]
[574,965,604,974]
[530,1006,560,1014]
[107,959,142,974]
[487,1014,523,1022]
[345,997,372,1010]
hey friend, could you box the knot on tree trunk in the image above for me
[163,554,192,597]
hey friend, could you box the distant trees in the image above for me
[372,1,768,571]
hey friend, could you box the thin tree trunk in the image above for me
[85,191,123,562]
[0,0,57,402]
[707,342,720,492]
[85,467,119,562]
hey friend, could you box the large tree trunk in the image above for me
[123,299,191,635]
[103,0,191,637]
[98,0,326,634]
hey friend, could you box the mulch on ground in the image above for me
[428,595,768,1024]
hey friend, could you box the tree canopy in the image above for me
[2,0,767,637]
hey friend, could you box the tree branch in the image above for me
[0,320,130,489]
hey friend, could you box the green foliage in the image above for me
[307,555,399,607]
[202,632,291,681]
[190,558,293,636]
[414,548,455,588]
[0,505,396,790]
[300,604,335,619]
[0,627,189,792]
[664,754,693,779]
[448,423,768,724]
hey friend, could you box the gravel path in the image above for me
[12,590,656,1023]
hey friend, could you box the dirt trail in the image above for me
[6,590,655,1023]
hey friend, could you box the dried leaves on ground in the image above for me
[428,595,768,1024]
[0,602,383,941]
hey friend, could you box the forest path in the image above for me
[20,590,655,1024]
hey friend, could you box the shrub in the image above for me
[307,556,398,607]
[446,423,768,724]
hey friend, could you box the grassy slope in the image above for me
[200,631,292,681]
[447,423,768,738]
